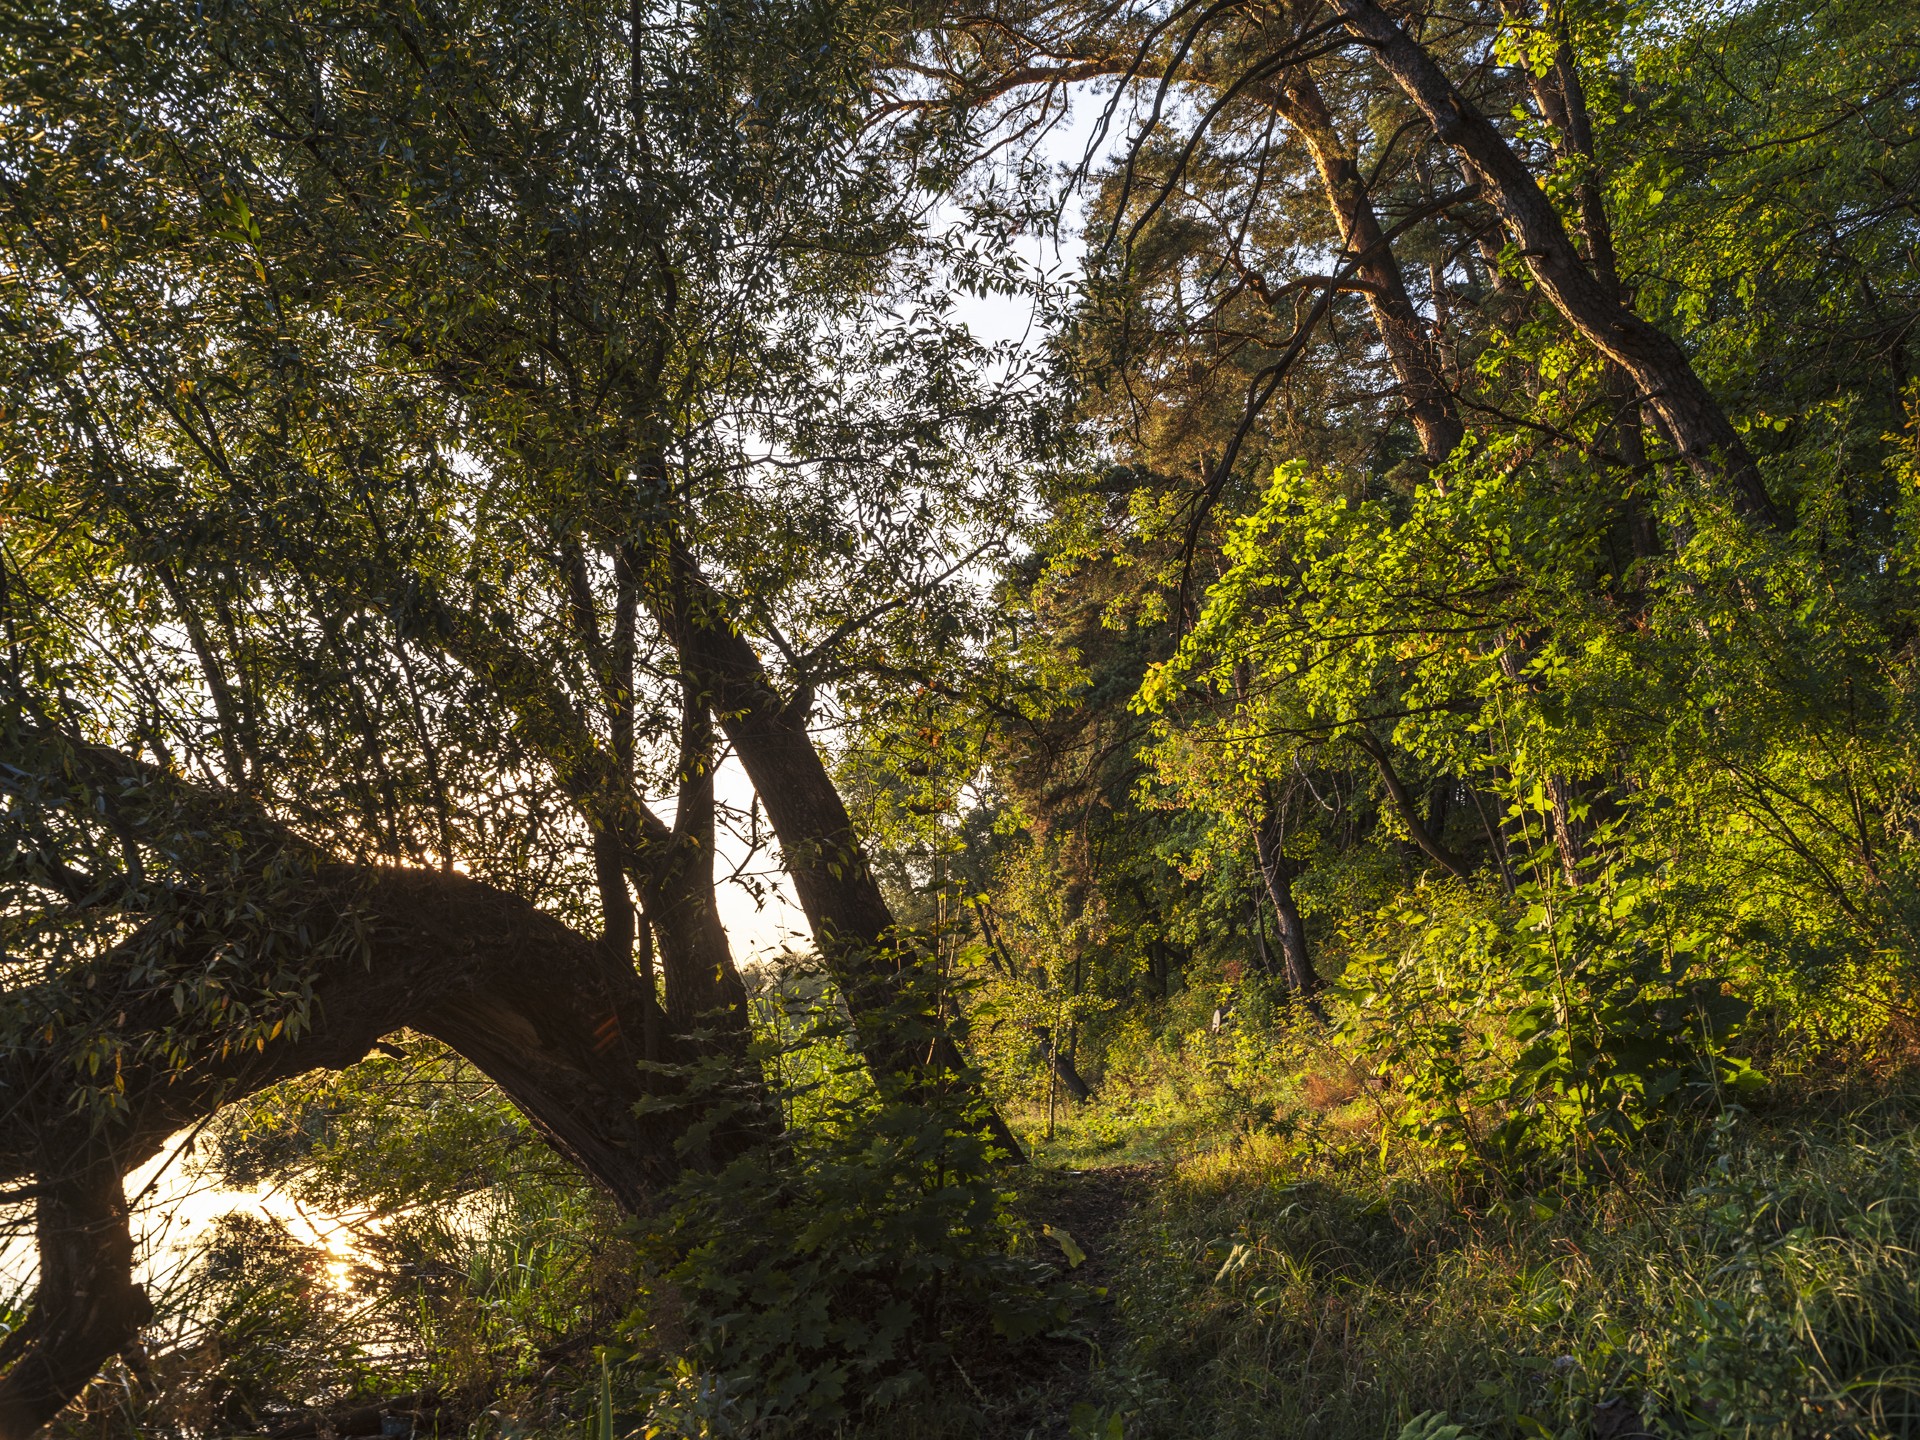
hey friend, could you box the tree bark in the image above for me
[1350,730,1471,878]
[1329,0,1780,526]
[1500,1,1661,560]
[1253,787,1321,996]
[0,736,754,1435]
[1041,1034,1093,1102]
[1267,68,1465,468]
[1545,774,1586,886]
[0,1159,150,1440]
[430,604,748,1037]
[641,534,1024,1159]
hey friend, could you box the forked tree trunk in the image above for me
[1266,67,1465,469]
[1331,0,1780,526]
[642,535,1023,1159]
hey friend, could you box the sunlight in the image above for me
[120,1133,377,1298]
[3,0,1912,1427]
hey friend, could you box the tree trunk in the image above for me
[1351,730,1471,879]
[431,603,749,1042]
[1545,774,1586,886]
[0,736,763,1435]
[1248,892,1275,976]
[643,535,1023,1159]
[1502,2,1662,562]
[1267,67,1465,468]
[1253,787,1320,996]
[1043,1034,1092,1102]
[0,1158,150,1440]
[1331,0,1780,526]
[1466,782,1519,893]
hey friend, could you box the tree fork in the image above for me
[1262,62,1465,468]
[642,536,1025,1161]
[1329,0,1781,526]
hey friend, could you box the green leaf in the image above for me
[1045,1223,1087,1269]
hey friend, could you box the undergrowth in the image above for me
[1011,1033,1920,1440]
[48,998,1920,1440]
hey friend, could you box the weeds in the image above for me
[1048,1071,1920,1440]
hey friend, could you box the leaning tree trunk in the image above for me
[1330,0,1779,526]
[1350,730,1471,879]
[1266,66,1464,469]
[640,535,1023,1159]
[0,737,751,1436]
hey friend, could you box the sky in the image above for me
[711,89,1117,963]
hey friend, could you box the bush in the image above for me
[1335,845,1761,1187]
[628,981,1067,1437]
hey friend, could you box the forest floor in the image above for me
[995,1162,1161,1438]
[947,1065,1920,1440]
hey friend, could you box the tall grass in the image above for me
[1075,1092,1920,1439]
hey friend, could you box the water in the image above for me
[0,1129,371,1304]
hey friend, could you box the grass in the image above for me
[1006,1050,1920,1440]
[50,1012,1920,1440]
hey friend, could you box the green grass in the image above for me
[60,1021,1920,1440]
[1027,1078,1920,1440]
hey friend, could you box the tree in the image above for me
[900,0,1920,1134]
[0,0,1027,1425]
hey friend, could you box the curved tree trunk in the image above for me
[0,738,749,1436]
[430,603,749,1041]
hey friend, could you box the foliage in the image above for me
[46,1045,638,1436]
[126,1213,376,1436]
[628,970,1065,1437]
[5,0,1920,1425]
[1334,854,1761,1184]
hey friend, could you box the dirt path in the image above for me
[957,1162,1162,1437]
